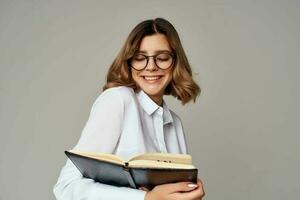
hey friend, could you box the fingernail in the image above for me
[187,183,197,188]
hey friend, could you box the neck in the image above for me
[149,95,163,107]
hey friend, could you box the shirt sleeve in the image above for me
[53,88,146,200]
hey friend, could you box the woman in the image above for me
[53,17,205,200]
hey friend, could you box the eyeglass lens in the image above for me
[130,53,174,70]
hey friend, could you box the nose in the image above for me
[145,57,158,71]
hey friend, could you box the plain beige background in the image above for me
[0,0,299,199]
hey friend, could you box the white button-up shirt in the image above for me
[53,86,188,200]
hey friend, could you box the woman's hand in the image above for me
[140,178,205,200]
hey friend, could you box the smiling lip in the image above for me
[141,75,164,82]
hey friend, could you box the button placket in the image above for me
[154,108,167,152]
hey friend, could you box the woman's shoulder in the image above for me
[97,86,136,104]
[90,86,135,114]
[103,86,135,96]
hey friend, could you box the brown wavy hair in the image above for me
[102,17,201,105]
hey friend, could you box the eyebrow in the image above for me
[136,50,171,54]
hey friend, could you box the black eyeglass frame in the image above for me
[127,52,176,71]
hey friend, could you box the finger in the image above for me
[161,181,198,194]
[138,187,150,192]
[198,178,205,195]
[197,178,205,197]
[176,179,205,199]
[176,186,205,200]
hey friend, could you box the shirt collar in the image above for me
[162,100,174,125]
[136,89,173,125]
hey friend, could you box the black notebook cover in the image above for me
[65,151,198,190]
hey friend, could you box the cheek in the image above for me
[165,70,173,83]
[131,70,139,81]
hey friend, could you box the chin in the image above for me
[132,71,172,98]
[143,88,164,97]
[133,74,171,98]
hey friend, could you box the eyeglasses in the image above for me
[128,52,175,71]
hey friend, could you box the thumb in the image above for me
[162,182,198,193]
